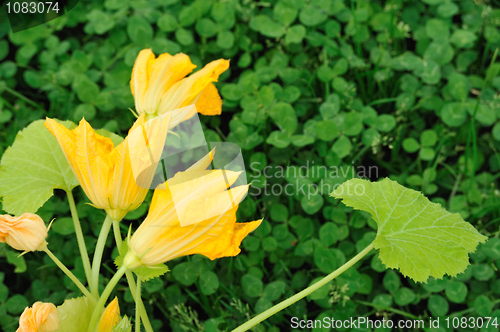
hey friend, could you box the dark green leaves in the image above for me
[127,16,153,45]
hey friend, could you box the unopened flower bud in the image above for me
[97,297,120,332]
[16,302,59,332]
[0,213,47,252]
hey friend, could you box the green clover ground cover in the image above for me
[1,0,500,331]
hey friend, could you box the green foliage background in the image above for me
[1,0,500,331]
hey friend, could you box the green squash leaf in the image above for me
[57,297,93,332]
[331,178,487,282]
[0,120,79,215]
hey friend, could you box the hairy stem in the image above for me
[66,190,92,285]
[44,248,96,304]
[87,266,127,332]
[136,276,142,332]
[113,219,123,250]
[90,216,112,297]
[232,243,374,332]
[112,220,154,332]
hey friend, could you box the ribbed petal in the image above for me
[0,213,47,252]
[129,167,258,266]
[74,119,114,209]
[130,49,155,114]
[144,53,196,114]
[157,59,229,115]
[97,297,120,332]
[108,113,170,220]
[195,83,223,115]
[180,218,262,260]
[44,118,113,209]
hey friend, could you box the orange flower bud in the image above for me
[97,297,120,332]
[16,302,59,332]
[0,213,47,252]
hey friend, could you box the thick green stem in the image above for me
[66,190,92,285]
[90,216,113,297]
[44,248,96,304]
[231,243,374,332]
[126,272,154,332]
[112,220,154,332]
[113,219,123,251]
[136,276,142,332]
[87,266,127,332]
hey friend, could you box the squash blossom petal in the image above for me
[16,302,59,332]
[44,114,171,221]
[97,297,120,332]
[130,49,229,120]
[0,213,47,252]
[126,166,261,267]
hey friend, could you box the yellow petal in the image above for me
[0,213,47,252]
[129,167,258,266]
[130,49,155,114]
[179,185,249,226]
[46,115,166,221]
[17,302,59,332]
[164,170,242,215]
[157,59,229,115]
[45,118,114,209]
[182,219,262,260]
[109,113,171,220]
[195,83,223,116]
[73,119,114,209]
[143,53,196,113]
[131,191,260,265]
[97,297,120,332]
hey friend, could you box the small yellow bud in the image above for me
[0,213,47,252]
[16,302,59,332]
[97,297,120,332]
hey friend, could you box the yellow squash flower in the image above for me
[0,213,47,252]
[44,114,170,221]
[17,302,59,332]
[124,154,261,268]
[130,49,229,120]
[97,297,120,332]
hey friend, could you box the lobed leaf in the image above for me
[0,120,78,215]
[57,296,93,332]
[331,178,488,282]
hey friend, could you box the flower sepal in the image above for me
[115,238,169,281]
[112,316,132,332]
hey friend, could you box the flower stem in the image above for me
[90,215,113,297]
[111,220,154,332]
[66,190,92,285]
[87,266,127,332]
[231,243,374,332]
[43,248,96,304]
[113,219,123,250]
[126,272,154,332]
[136,276,142,332]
